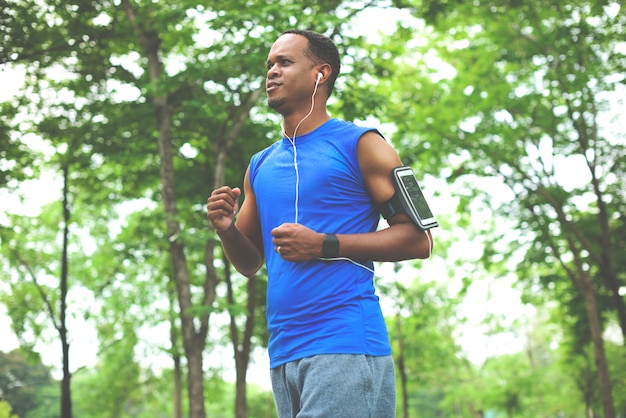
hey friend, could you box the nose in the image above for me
[267,65,279,79]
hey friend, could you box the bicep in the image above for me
[357,131,403,206]
[358,132,433,258]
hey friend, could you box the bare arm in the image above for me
[271,131,433,262]
[207,167,264,277]
[343,130,433,261]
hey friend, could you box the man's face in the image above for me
[266,34,317,114]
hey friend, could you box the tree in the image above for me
[0,195,73,418]
[371,1,625,415]
[2,1,410,416]
[71,330,141,418]
[383,275,467,417]
[224,257,263,418]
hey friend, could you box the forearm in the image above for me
[271,218,433,263]
[218,223,264,277]
[334,223,432,262]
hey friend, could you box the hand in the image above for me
[271,223,324,262]
[207,186,241,233]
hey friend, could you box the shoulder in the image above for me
[326,118,381,136]
[251,140,281,163]
[250,141,281,178]
[357,131,402,203]
[357,131,400,169]
[324,120,387,155]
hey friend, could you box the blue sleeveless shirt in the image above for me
[249,119,391,368]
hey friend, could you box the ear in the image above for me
[315,63,332,83]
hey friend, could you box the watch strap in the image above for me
[322,233,340,258]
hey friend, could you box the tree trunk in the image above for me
[538,186,616,418]
[169,284,183,418]
[13,164,74,417]
[172,346,183,418]
[578,270,615,418]
[395,316,409,418]
[157,85,207,418]
[234,355,249,418]
[60,164,72,418]
[582,101,626,345]
[212,87,264,418]
[224,258,257,418]
[121,2,210,417]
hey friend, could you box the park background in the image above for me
[0,0,624,417]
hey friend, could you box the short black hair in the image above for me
[282,29,340,97]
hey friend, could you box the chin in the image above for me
[267,97,285,110]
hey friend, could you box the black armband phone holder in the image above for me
[378,166,439,230]
[379,193,402,221]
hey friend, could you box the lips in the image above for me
[266,81,281,93]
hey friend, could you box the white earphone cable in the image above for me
[281,76,433,276]
[282,77,320,224]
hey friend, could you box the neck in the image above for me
[282,111,331,139]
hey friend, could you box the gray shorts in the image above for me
[270,354,396,418]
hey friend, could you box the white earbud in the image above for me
[317,72,323,81]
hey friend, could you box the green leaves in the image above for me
[0,350,57,418]
[1,0,624,416]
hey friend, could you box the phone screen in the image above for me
[400,173,434,219]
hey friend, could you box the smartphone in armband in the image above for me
[392,166,439,230]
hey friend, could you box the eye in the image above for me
[266,58,292,71]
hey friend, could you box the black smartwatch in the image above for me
[322,233,340,258]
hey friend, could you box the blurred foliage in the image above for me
[0,0,624,416]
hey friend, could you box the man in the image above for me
[207,29,433,418]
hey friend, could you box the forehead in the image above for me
[267,34,310,61]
